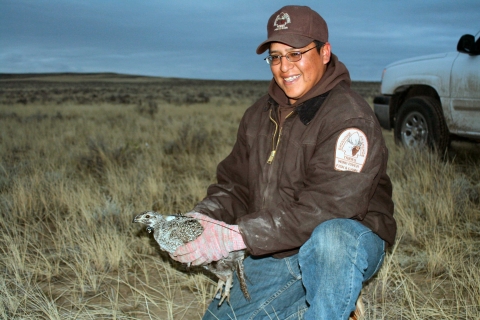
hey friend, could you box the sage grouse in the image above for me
[133,211,250,305]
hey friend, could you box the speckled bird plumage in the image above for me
[133,211,250,305]
[133,211,203,253]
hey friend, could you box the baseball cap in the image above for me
[256,5,328,54]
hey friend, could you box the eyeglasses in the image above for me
[264,45,320,65]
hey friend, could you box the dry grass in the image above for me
[1,74,479,319]
[361,137,480,319]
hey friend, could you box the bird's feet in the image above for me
[214,280,225,300]
[214,275,233,306]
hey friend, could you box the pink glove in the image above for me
[171,212,246,266]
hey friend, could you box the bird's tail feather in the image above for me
[235,259,250,301]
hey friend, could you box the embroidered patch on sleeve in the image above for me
[334,128,368,172]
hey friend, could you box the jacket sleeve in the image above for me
[237,118,389,256]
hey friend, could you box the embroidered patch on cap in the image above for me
[334,128,368,173]
[274,12,291,30]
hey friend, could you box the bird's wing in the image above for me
[169,216,204,243]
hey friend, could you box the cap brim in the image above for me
[256,34,314,54]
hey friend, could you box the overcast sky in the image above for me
[1,0,479,81]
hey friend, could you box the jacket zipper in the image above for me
[267,109,294,164]
[262,108,294,208]
[267,109,278,164]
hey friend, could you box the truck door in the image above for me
[449,34,480,138]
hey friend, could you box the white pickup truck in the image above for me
[374,31,480,151]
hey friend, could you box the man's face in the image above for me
[269,42,331,104]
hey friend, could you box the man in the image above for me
[172,5,396,320]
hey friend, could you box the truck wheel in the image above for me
[394,96,449,152]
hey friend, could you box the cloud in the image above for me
[1,0,479,80]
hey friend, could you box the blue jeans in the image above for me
[202,219,385,320]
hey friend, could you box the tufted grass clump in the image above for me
[77,138,142,179]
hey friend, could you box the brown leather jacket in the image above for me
[194,55,396,258]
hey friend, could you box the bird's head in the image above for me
[132,211,163,231]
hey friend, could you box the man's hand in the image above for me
[171,212,246,266]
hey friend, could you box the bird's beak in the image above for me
[132,215,139,223]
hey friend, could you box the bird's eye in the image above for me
[145,215,150,218]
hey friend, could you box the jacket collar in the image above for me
[266,91,330,125]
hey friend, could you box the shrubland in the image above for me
[1,74,479,319]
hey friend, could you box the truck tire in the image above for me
[394,96,449,152]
